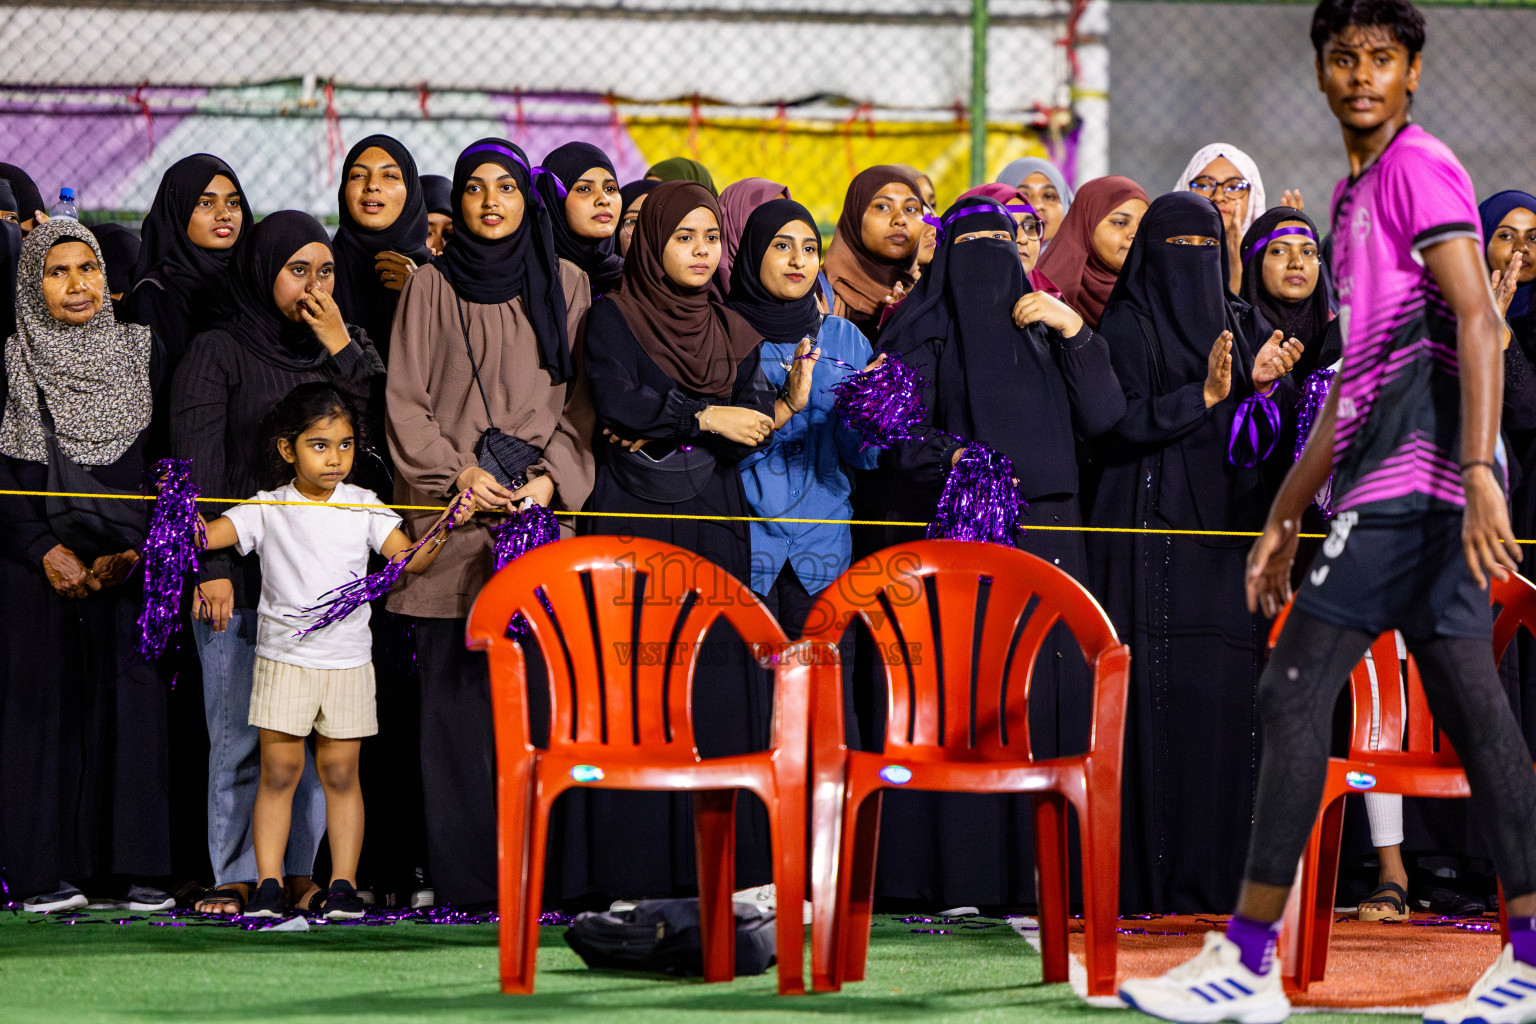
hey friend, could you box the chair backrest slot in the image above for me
[969,575,993,750]
[532,584,581,744]
[922,575,947,746]
[578,570,610,744]
[996,592,1042,751]
[625,571,649,745]
[874,587,921,746]
[661,589,700,746]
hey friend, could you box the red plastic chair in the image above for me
[1272,572,1536,993]
[800,540,1131,995]
[464,535,816,995]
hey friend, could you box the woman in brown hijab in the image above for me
[1033,175,1149,330]
[822,165,924,339]
[385,138,595,913]
[582,180,780,901]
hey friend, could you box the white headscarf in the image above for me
[0,219,152,466]
[1174,143,1266,235]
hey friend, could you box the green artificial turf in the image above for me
[0,909,1411,1024]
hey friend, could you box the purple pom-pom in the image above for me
[927,443,1023,545]
[1295,367,1335,462]
[829,354,926,450]
[1295,367,1337,518]
[138,459,204,660]
[493,504,561,638]
[493,503,561,571]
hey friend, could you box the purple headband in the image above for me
[459,143,548,207]
[931,201,1027,247]
[460,143,531,175]
[532,166,567,199]
[1247,223,1316,263]
[941,202,1016,228]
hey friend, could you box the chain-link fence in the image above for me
[0,1,1526,231]
[0,0,1099,230]
[1110,1,1536,217]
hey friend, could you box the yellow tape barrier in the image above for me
[10,490,1535,544]
[0,486,1397,542]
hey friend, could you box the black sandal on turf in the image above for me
[243,879,287,919]
[1358,880,1410,922]
[193,885,247,916]
[320,880,366,921]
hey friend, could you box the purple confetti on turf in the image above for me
[137,459,204,660]
[493,503,561,572]
[927,443,1022,545]
[828,353,927,451]
[911,928,953,935]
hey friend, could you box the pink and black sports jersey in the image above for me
[1328,125,1482,520]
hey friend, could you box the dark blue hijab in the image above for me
[1481,190,1536,321]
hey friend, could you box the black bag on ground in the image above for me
[563,898,776,977]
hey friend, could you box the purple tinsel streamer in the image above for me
[492,505,562,639]
[1227,388,1281,468]
[294,503,463,637]
[828,353,926,451]
[1295,367,1338,517]
[926,443,1022,545]
[1294,368,1336,462]
[492,503,561,571]
[137,459,204,660]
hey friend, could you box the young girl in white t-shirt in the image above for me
[200,383,472,920]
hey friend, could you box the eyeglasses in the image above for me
[1015,214,1044,241]
[1188,177,1253,199]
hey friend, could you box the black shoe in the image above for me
[320,880,366,921]
[21,883,87,913]
[123,884,175,912]
[244,878,286,919]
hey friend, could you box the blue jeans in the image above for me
[194,609,325,886]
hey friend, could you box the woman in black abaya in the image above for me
[868,196,1127,905]
[124,154,248,372]
[0,220,170,911]
[532,142,626,297]
[1088,191,1301,913]
[332,134,433,363]
[1238,207,1341,384]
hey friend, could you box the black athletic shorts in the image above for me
[1293,511,1493,640]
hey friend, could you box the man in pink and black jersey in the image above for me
[1119,3,1536,1023]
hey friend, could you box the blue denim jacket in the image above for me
[740,315,881,595]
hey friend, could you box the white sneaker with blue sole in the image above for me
[1424,946,1536,1024]
[1119,931,1292,1024]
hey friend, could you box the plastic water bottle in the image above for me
[49,187,78,220]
